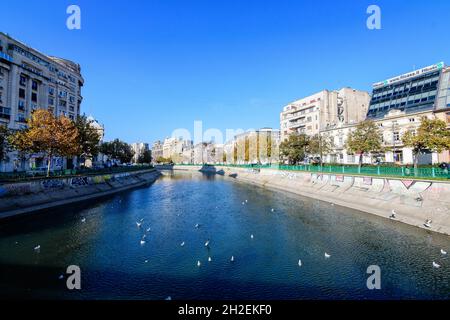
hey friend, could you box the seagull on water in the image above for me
[197,260,201,267]
[34,245,41,251]
[271,208,275,212]
[140,239,146,245]
[145,260,149,263]
[208,257,212,262]
[298,259,302,267]
[205,239,210,247]
[146,227,151,233]
[230,256,235,262]
[432,261,440,269]
[165,296,172,301]
[81,218,86,223]
[136,222,143,228]
[251,234,254,239]
[324,252,331,259]
[180,241,185,247]
[245,200,248,203]
[441,249,447,255]
[195,223,200,228]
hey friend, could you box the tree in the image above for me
[0,124,12,165]
[346,120,383,169]
[138,150,152,164]
[402,116,450,169]
[74,115,101,165]
[100,139,134,164]
[308,134,334,166]
[279,133,310,164]
[9,110,80,176]
[155,156,172,164]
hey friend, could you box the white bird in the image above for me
[136,222,142,228]
[145,260,149,263]
[139,218,144,222]
[324,252,331,259]
[441,249,447,255]
[34,245,41,251]
[146,227,151,232]
[195,223,200,228]
[165,296,172,301]
[230,256,235,262]
[242,202,245,205]
[58,274,64,280]
[424,220,432,228]
[389,210,396,219]
[205,240,210,247]
[432,261,440,268]
[245,200,248,203]
[81,218,86,223]
[250,234,254,239]
[140,240,146,245]
[180,241,185,247]
[197,260,201,267]
[271,208,275,212]
[298,259,302,267]
[208,257,212,262]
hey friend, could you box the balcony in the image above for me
[0,106,11,119]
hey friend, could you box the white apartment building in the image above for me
[131,142,149,164]
[280,88,370,141]
[162,137,193,163]
[151,140,163,163]
[0,32,84,172]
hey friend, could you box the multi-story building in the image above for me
[321,63,450,165]
[131,142,149,164]
[0,32,84,172]
[84,115,105,168]
[151,140,163,163]
[234,128,280,164]
[280,88,370,141]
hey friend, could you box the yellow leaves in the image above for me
[10,109,80,157]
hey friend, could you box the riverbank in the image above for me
[169,165,450,236]
[0,169,161,220]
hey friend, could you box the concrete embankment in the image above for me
[172,165,450,236]
[0,169,161,220]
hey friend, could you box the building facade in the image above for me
[131,142,149,164]
[280,88,370,141]
[321,64,450,165]
[0,32,84,172]
[151,140,163,163]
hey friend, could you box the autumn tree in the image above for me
[346,120,383,169]
[9,110,80,176]
[279,133,310,164]
[308,134,334,166]
[74,115,102,165]
[402,116,450,169]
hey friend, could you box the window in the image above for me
[48,97,54,105]
[32,80,38,91]
[48,87,55,95]
[19,75,27,86]
[19,88,26,99]
[409,118,415,122]
[31,92,37,102]
[393,131,400,142]
[18,100,25,110]
[59,100,67,107]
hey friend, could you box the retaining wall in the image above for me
[0,169,161,219]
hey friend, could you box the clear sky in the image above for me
[1,0,449,144]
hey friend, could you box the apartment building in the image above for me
[280,88,370,141]
[131,142,149,164]
[0,32,84,172]
[321,63,450,165]
[151,140,163,163]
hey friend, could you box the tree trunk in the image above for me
[47,154,52,177]
[413,150,419,176]
[358,152,363,170]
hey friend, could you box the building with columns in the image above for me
[0,32,84,172]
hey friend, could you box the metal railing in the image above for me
[174,163,450,180]
[0,165,155,183]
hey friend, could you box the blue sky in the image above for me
[1,0,449,143]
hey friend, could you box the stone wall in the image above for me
[0,169,161,219]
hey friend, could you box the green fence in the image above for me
[0,165,155,183]
[174,163,450,180]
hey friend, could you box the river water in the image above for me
[0,170,449,299]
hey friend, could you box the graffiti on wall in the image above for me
[41,179,65,189]
[70,176,89,187]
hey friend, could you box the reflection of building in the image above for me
[131,142,149,163]
[280,88,370,141]
[0,32,84,172]
[321,63,450,165]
